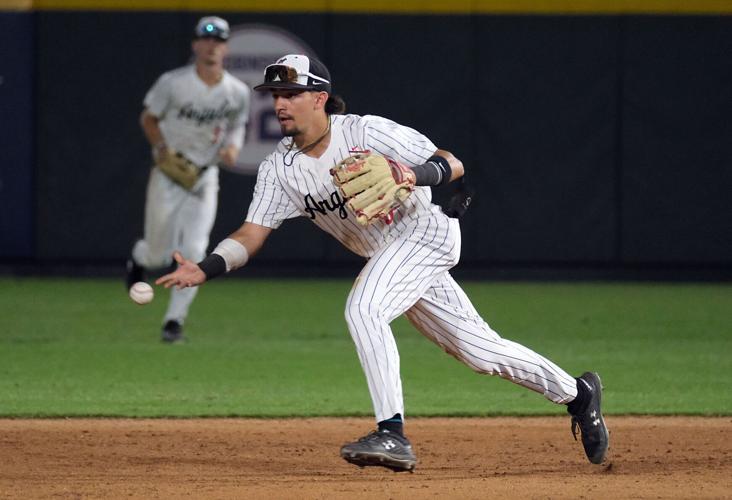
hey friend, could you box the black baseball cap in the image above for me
[254,54,332,94]
[193,16,230,41]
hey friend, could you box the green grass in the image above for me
[0,277,729,417]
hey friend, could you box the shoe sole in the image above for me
[341,450,416,472]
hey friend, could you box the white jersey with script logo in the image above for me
[133,65,250,327]
[144,65,250,167]
[245,114,441,258]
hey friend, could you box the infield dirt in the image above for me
[1,416,730,499]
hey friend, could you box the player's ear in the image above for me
[314,91,328,110]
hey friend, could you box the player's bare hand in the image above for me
[155,251,206,289]
[152,143,171,163]
[218,145,239,168]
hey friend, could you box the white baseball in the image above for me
[129,281,154,305]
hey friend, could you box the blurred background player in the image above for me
[126,16,250,343]
[155,54,608,470]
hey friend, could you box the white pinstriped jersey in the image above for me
[144,65,250,167]
[245,114,443,258]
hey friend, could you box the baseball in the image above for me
[129,281,154,305]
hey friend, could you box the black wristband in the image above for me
[411,155,452,187]
[197,254,227,281]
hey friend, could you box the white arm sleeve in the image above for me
[212,238,249,271]
[143,72,173,118]
[223,84,250,150]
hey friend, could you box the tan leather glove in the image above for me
[331,152,415,226]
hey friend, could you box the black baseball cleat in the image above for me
[340,429,417,472]
[161,320,185,343]
[568,372,609,464]
[125,257,146,291]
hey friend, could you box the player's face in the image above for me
[192,38,228,66]
[271,90,322,137]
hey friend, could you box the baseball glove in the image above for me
[331,152,415,226]
[155,148,201,190]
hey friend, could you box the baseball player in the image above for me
[156,54,609,470]
[126,16,250,343]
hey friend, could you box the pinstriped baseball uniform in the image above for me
[246,113,578,422]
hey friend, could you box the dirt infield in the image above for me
[1,417,730,499]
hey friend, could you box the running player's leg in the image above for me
[165,168,219,323]
[344,215,461,422]
[404,274,611,464]
[404,272,577,403]
[132,169,183,269]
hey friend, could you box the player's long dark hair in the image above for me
[325,94,346,115]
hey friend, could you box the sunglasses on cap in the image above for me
[262,64,330,88]
[195,23,229,40]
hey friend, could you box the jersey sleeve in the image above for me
[143,72,173,118]
[361,115,437,167]
[224,82,250,150]
[245,157,300,229]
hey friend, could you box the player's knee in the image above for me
[344,299,380,329]
[134,244,172,269]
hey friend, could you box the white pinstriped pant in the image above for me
[345,211,578,422]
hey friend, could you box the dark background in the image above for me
[1,11,730,279]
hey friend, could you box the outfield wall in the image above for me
[1,4,730,274]
[0,11,34,258]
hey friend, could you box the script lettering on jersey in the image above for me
[178,102,234,126]
[304,191,348,220]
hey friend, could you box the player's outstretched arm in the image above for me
[156,252,206,290]
[156,222,272,290]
